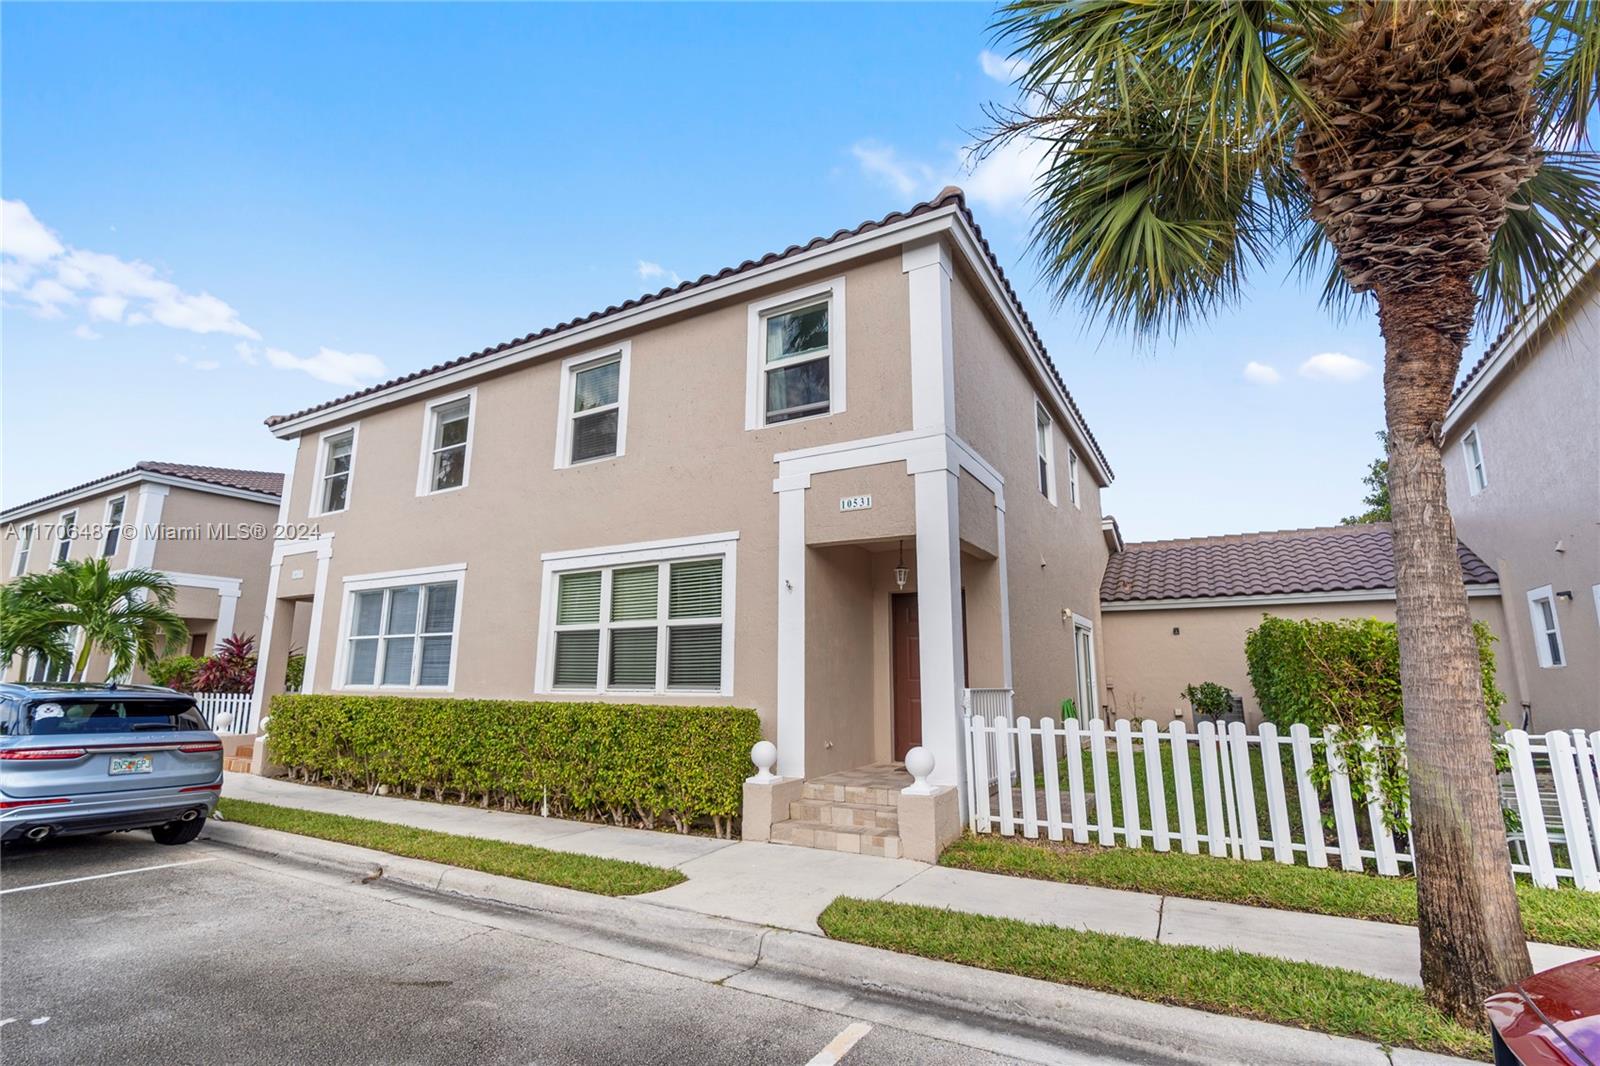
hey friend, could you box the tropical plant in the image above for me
[0,581,75,677]
[284,649,306,692]
[192,633,257,692]
[1,558,188,681]
[1340,431,1391,524]
[148,654,203,692]
[1180,681,1236,719]
[981,0,1599,1021]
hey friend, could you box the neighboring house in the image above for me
[1,461,287,683]
[1098,523,1518,725]
[1442,247,1600,733]
[251,187,1114,813]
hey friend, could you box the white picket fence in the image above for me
[193,692,257,734]
[964,715,1600,892]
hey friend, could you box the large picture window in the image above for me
[540,535,736,696]
[340,571,464,689]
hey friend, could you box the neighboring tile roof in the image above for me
[2,461,283,519]
[262,188,1114,479]
[1100,522,1497,603]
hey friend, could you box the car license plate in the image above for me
[109,754,153,776]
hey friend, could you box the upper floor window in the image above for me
[102,497,126,557]
[1462,425,1487,494]
[1067,449,1081,509]
[1526,586,1565,669]
[316,428,356,515]
[420,392,473,494]
[745,278,847,429]
[340,570,464,689]
[1035,402,1056,503]
[12,522,35,576]
[556,345,629,467]
[55,511,77,564]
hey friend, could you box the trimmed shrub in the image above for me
[148,655,201,692]
[266,694,761,837]
[1181,682,1235,718]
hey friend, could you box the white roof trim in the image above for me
[2,471,280,523]
[1101,584,1502,611]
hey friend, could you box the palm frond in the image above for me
[1533,1,1600,146]
[1476,151,1600,335]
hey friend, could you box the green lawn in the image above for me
[217,798,685,896]
[942,833,1599,950]
[819,897,1490,1061]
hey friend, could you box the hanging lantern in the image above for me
[894,539,909,590]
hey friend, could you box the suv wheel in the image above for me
[151,816,206,846]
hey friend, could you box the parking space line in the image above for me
[805,1022,872,1065]
[0,856,218,895]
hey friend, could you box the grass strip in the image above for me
[217,798,685,896]
[819,896,1490,1061]
[942,835,1598,950]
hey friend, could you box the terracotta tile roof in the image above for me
[3,461,282,519]
[1100,522,1497,603]
[262,189,1114,479]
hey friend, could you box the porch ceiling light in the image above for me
[894,540,909,591]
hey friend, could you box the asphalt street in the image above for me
[0,831,1021,1066]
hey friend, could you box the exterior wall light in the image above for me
[894,540,909,591]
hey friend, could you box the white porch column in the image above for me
[903,238,955,433]
[127,484,168,570]
[774,480,808,779]
[912,462,968,795]
[215,588,240,642]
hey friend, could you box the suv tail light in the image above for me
[0,748,88,761]
[0,796,71,809]
[178,742,223,753]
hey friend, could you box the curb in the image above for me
[201,820,1475,1066]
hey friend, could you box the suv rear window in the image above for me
[24,699,208,736]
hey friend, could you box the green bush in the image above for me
[148,654,201,691]
[1244,615,1506,829]
[266,694,762,837]
[284,653,306,692]
[1181,682,1235,718]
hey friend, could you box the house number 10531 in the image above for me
[839,495,873,512]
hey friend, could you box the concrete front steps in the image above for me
[768,764,909,859]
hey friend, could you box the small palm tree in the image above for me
[2,559,188,682]
[982,0,1599,1023]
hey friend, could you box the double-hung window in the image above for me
[343,576,462,688]
[746,278,846,428]
[318,429,355,515]
[1035,402,1056,503]
[102,497,126,557]
[12,523,34,575]
[421,393,473,493]
[1462,426,1487,494]
[546,550,729,694]
[1526,586,1566,668]
[1067,449,1081,508]
[55,511,76,564]
[557,346,629,466]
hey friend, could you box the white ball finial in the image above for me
[749,740,778,782]
[903,746,936,794]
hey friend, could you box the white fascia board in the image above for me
[2,472,280,524]
[1100,584,1502,612]
[267,209,964,440]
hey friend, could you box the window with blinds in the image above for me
[345,580,458,688]
[549,556,725,692]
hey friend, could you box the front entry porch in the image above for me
[767,763,911,858]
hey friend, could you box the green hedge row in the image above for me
[266,694,762,836]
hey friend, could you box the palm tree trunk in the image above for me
[1377,277,1530,1024]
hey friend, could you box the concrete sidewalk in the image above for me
[222,773,1592,987]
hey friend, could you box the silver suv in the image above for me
[0,683,223,846]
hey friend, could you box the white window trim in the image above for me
[101,495,127,558]
[535,532,738,698]
[553,342,631,469]
[1462,423,1488,495]
[1067,448,1081,509]
[331,563,468,693]
[744,277,847,430]
[1035,399,1057,505]
[415,388,478,497]
[55,510,77,564]
[311,423,359,517]
[1526,584,1566,669]
[1072,615,1097,726]
[11,522,35,576]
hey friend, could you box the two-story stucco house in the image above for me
[2,461,286,682]
[1442,246,1600,733]
[251,188,1115,821]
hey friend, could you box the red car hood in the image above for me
[1487,955,1600,1065]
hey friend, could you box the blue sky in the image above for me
[3,3,1443,539]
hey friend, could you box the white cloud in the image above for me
[234,340,260,365]
[192,359,220,371]
[1299,351,1373,382]
[1,200,65,262]
[87,294,128,322]
[1243,361,1281,385]
[852,132,1046,215]
[637,260,681,287]
[979,49,1029,85]
[851,140,936,199]
[73,324,102,341]
[262,345,388,388]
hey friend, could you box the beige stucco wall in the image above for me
[1100,595,1521,727]
[276,253,916,746]
[949,267,1110,722]
[805,545,877,776]
[1442,277,1600,734]
[806,463,915,548]
[2,484,137,578]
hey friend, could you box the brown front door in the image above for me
[892,593,921,760]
